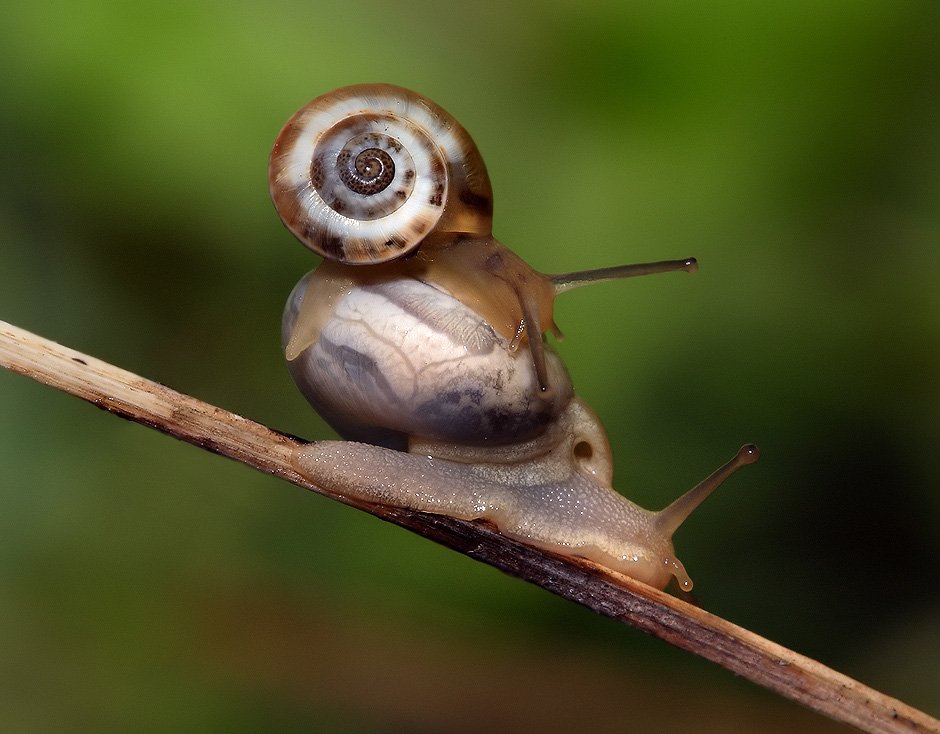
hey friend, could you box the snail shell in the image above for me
[269,83,493,264]
[282,262,573,450]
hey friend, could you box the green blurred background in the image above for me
[1,1,938,731]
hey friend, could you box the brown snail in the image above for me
[270,83,757,591]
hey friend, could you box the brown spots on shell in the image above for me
[429,179,446,207]
[429,157,446,179]
[310,157,326,189]
[319,235,347,260]
[459,188,493,215]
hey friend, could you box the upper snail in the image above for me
[270,84,697,440]
[270,84,755,591]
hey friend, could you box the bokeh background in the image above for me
[1,1,938,731]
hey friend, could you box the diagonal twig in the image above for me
[1,318,937,734]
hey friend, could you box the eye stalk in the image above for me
[656,444,760,538]
[550,256,699,295]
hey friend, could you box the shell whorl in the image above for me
[269,84,494,264]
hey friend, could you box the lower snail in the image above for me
[270,83,758,591]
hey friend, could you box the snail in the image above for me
[269,83,757,592]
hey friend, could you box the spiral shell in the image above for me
[269,84,493,264]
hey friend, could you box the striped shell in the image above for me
[269,84,494,264]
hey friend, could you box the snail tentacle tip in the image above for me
[737,443,761,465]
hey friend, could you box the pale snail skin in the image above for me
[270,83,758,591]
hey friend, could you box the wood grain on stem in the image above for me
[1,318,937,734]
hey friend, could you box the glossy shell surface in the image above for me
[283,268,573,450]
[269,84,493,264]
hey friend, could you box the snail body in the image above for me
[270,84,756,591]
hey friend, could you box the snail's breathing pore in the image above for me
[271,83,758,591]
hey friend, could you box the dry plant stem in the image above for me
[0,319,936,734]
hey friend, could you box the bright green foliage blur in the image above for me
[1,1,938,731]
